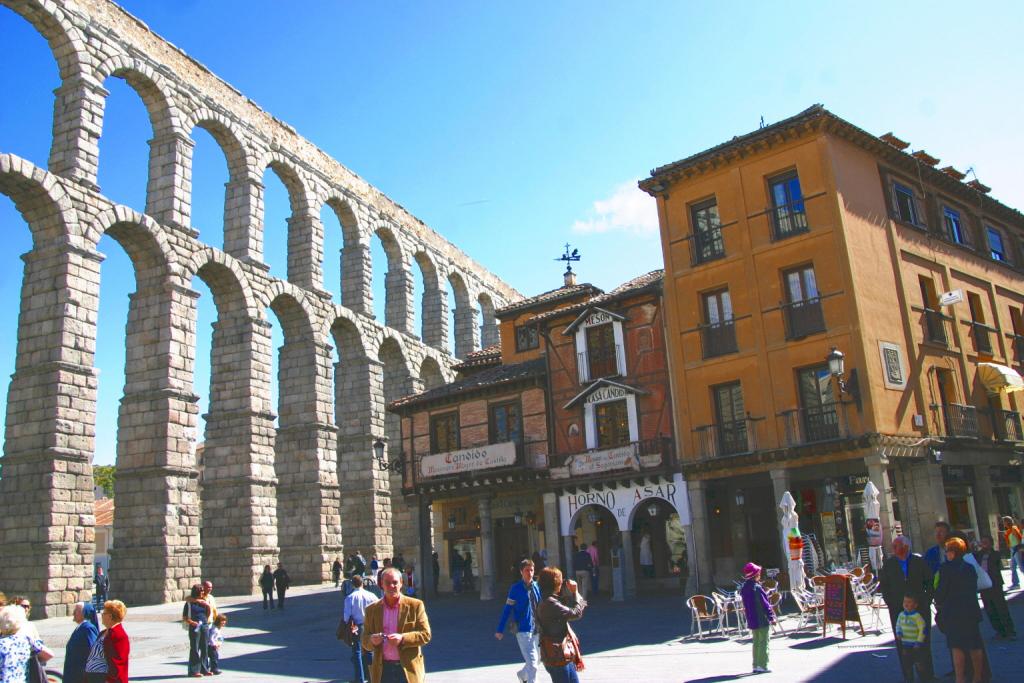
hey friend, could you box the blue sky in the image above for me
[1,1,1022,465]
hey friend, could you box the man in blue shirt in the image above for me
[495,558,541,683]
[923,521,951,574]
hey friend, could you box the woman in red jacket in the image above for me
[99,600,130,683]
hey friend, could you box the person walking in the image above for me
[182,584,211,678]
[973,535,1016,639]
[739,562,775,674]
[924,521,951,574]
[97,600,130,683]
[451,552,463,594]
[63,602,99,683]
[536,567,585,683]
[462,552,475,592]
[201,581,218,673]
[586,543,599,596]
[273,563,291,610]
[259,565,275,610]
[1,604,53,683]
[341,575,376,683]
[207,615,227,676]
[934,537,987,683]
[333,557,344,587]
[572,545,593,599]
[495,559,542,683]
[93,566,109,609]
[431,552,440,597]
[880,535,936,682]
[1003,516,1022,589]
[639,531,654,578]
[361,568,432,683]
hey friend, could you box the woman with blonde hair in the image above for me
[85,600,129,683]
[0,603,53,683]
[934,537,987,683]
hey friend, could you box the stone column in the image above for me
[478,496,496,600]
[902,460,948,551]
[417,498,435,599]
[972,465,1000,543]
[620,529,637,600]
[146,132,194,232]
[111,282,203,605]
[686,478,714,593]
[769,468,792,567]
[542,492,561,569]
[480,312,499,348]
[453,304,479,359]
[201,314,279,595]
[48,75,106,189]
[341,240,373,317]
[865,452,898,554]
[286,208,323,292]
[223,175,264,264]
[0,244,103,616]
[384,261,415,335]
[420,279,447,350]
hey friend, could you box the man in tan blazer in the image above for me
[362,567,432,683]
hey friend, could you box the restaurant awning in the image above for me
[977,362,1024,394]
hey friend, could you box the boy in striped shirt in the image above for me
[895,594,928,682]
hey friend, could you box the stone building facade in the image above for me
[0,0,518,616]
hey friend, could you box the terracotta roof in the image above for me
[389,358,546,412]
[452,344,501,370]
[640,105,1023,224]
[495,283,602,319]
[95,497,114,527]
[527,270,663,326]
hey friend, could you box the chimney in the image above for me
[563,268,577,287]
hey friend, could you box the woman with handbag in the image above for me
[536,567,586,683]
[0,604,53,683]
[934,537,988,683]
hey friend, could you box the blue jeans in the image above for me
[209,644,221,674]
[188,625,210,675]
[1010,549,1021,586]
[350,624,371,682]
[380,661,406,683]
[545,662,580,683]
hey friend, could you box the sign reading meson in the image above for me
[420,441,517,478]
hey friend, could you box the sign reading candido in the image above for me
[420,441,517,478]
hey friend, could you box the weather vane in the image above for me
[555,243,581,273]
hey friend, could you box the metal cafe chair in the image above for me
[713,590,746,637]
[686,595,723,640]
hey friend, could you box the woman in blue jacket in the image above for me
[63,601,99,683]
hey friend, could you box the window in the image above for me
[796,365,839,442]
[430,412,459,454]
[595,399,631,448]
[919,275,946,345]
[702,289,737,357]
[585,323,619,378]
[691,199,724,264]
[943,206,968,245]
[1010,306,1024,364]
[712,382,747,455]
[967,292,992,354]
[515,324,539,352]
[782,265,825,338]
[987,226,1008,262]
[893,183,920,226]
[489,402,522,445]
[769,172,808,239]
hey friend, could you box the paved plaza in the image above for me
[30,577,1024,682]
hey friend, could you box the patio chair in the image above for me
[790,587,823,630]
[761,577,779,594]
[713,591,745,636]
[687,595,722,640]
[768,590,788,636]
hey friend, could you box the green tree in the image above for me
[93,465,116,498]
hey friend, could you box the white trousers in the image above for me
[515,631,540,683]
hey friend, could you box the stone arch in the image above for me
[322,194,367,310]
[447,269,478,358]
[373,222,413,335]
[477,291,499,348]
[86,206,181,285]
[184,248,260,319]
[377,333,419,562]
[93,55,183,137]
[1,0,90,81]
[413,249,446,350]
[0,154,78,247]
[185,108,254,244]
[419,355,444,391]
[259,152,319,289]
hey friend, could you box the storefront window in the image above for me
[489,401,522,445]
[595,399,630,448]
[430,412,459,454]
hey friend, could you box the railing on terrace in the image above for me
[971,321,994,354]
[691,228,725,266]
[922,308,949,346]
[993,409,1022,442]
[693,417,763,459]
[770,199,809,241]
[578,344,622,382]
[778,402,848,446]
[782,298,826,339]
[701,320,738,358]
[936,403,980,439]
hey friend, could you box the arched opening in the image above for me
[447,271,476,358]
[372,226,412,333]
[478,292,499,348]
[570,504,617,596]
[414,251,445,349]
[261,164,297,282]
[188,119,246,249]
[321,203,345,306]
[0,7,60,168]
[379,337,417,562]
[96,77,154,209]
[630,498,688,584]
[419,357,444,391]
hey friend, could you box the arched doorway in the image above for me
[631,498,688,588]
[570,504,617,595]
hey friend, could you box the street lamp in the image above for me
[647,503,658,517]
[373,437,407,473]
[525,511,537,526]
[735,489,745,507]
[826,346,861,410]
[513,509,523,525]
[447,512,457,530]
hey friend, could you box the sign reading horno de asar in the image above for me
[420,441,517,478]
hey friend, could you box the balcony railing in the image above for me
[549,436,675,477]
[577,344,622,382]
[691,227,725,266]
[923,308,948,346]
[770,199,809,241]
[701,320,737,358]
[993,409,1022,442]
[778,402,845,446]
[693,417,762,458]
[782,297,826,339]
[970,321,994,354]
[1013,334,1024,364]
[941,403,980,439]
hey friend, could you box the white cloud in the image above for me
[571,180,659,236]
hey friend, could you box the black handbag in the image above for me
[27,653,48,683]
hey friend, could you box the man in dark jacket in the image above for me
[974,534,1016,639]
[880,535,935,682]
[273,562,291,609]
[572,544,594,599]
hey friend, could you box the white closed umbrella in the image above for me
[779,491,805,590]
[863,481,883,571]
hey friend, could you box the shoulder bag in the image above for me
[26,636,48,683]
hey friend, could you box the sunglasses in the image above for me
[20,603,31,610]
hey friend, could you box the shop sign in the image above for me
[567,445,639,476]
[878,341,907,390]
[558,472,689,534]
[420,441,516,478]
[584,385,628,404]
[584,310,614,327]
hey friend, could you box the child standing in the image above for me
[207,614,228,675]
[895,595,928,682]
[739,562,775,674]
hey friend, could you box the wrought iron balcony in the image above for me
[770,199,809,241]
[970,321,993,354]
[693,417,761,458]
[778,402,844,446]
[941,403,980,439]
[691,228,725,266]
[993,409,1022,442]
[923,308,948,346]
[577,344,622,382]
[782,297,826,340]
[701,320,738,358]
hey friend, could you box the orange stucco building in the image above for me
[642,105,1024,587]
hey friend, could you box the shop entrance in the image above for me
[495,521,529,585]
[946,489,979,542]
[448,537,478,594]
[571,504,618,594]
[632,498,687,588]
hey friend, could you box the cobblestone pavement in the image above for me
[31,577,1024,682]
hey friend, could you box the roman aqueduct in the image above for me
[0,0,519,616]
